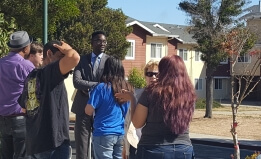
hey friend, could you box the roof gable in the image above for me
[240,3,261,20]
[126,17,196,44]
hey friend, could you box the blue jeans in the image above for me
[92,135,123,159]
[136,144,194,159]
[0,116,26,159]
[27,140,71,159]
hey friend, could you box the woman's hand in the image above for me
[122,145,128,159]
[115,89,135,102]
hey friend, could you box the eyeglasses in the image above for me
[145,72,158,77]
[93,39,107,45]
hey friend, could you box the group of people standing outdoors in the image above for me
[0,30,196,159]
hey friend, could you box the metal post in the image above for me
[43,0,48,44]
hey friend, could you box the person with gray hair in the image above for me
[0,31,35,158]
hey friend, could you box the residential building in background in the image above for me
[124,8,261,101]
[123,17,182,75]
[123,17,208,99]
[238,1,261,100]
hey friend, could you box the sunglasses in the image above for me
[145,72,158,77]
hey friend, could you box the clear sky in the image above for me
[107,0,261,25]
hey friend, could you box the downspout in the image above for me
[190,49,193,80]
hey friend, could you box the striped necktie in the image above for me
[93,56,100,80]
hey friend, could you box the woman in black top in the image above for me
[116,55,196,159]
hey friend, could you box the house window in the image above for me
[238,54,250,63]
[195,78,203,90]
[179,49,187,61]
[151,43,162,58]
[214,78,222,90]
[125,40,135,60]
[220,58,228,64]
[195,51,201,61]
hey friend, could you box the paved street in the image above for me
[69,131,76,159]
[69,131,257,159]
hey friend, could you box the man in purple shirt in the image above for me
[0,31,34,159]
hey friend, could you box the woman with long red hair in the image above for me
[116,55,196,159]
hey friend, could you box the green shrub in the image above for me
[195,98,223,109]
[128,67,146,89]
[0,13,16,58]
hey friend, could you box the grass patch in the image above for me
[195,98,223,109]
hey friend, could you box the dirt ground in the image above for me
[190,107,261,140]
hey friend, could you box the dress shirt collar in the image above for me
[91,52,103,59]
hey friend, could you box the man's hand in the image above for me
[53,41,80,75]
[53,41,73,54]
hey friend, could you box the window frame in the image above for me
[214,78,222,90]
[125,39,135,60]
[150,43,163,58]
[195,78,203,90]
[195,50,201,61]
[179,49,188,61]
[238,54,251,63]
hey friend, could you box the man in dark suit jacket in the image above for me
[71,31,109,159]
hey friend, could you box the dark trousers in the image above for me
[129,145,136,159]
[27,140,71,159]
[74,114,93,159]
[0,116,26,159]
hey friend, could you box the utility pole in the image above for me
[43,0,48,44]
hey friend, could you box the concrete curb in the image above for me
[191,138,261,151]
[190,133,261,151]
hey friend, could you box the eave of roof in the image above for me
[126,17,197,44]
[126,20,180,38]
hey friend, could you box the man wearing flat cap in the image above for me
[0,31,35,158]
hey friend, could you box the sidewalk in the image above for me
[217,99,261,107]
[191,100,261,151]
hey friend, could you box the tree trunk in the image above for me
[204,67,213,118]
[230,63,240,159]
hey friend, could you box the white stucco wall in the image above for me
[177,43,206,99]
